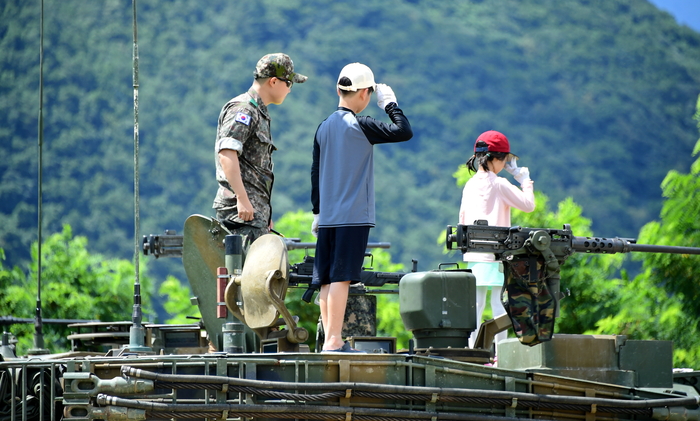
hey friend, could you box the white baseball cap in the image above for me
[337,62,376,92]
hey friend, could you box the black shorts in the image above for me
[313,226,371,285]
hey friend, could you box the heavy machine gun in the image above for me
[284,240,412,303]
[446,221,700,346]
[144,230,408,303]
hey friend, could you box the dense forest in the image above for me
[2,0,700,276]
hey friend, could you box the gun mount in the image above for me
[446,221,700,346]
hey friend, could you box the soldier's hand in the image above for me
[237,197,255,221]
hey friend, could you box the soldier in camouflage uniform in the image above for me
[214,53,307,245]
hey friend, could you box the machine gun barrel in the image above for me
[571,236,700,255]
[142,230,391,258]
[284,239,391,250]
[143,230,183,258]
[0,316,99,326]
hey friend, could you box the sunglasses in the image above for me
[276,77,293,89]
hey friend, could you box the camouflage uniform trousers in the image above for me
[502,258,555,346]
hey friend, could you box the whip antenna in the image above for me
[124,0,150,353]
[28,0,48,356]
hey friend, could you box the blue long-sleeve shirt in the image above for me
[311,103,412,227]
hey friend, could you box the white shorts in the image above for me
[467,261,504,287]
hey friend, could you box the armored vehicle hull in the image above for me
[4,345,700,421]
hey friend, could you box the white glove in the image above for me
[311,214,319,237]
[376,83,397,110]
[513,167,530,184]
[504,157,530,184]
[504,157,518,175]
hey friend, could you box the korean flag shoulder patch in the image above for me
[234,112,251,126]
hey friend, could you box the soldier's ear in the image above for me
[259,77,275,88]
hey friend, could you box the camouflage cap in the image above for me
[254,53,307,84]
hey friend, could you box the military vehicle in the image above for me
[3,213,700,421]
[4,1,700,419]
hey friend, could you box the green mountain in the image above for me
[2,0,699,274]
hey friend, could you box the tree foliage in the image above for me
[158,275,201,325]
[590,96,700,367]
[635,97,700,323]
[2,0,700,278]
[0,225,154,354]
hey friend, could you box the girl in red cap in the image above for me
[459,130,536,356]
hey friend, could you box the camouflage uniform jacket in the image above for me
[213,89,274,229]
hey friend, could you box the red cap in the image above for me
[474,130,510,153]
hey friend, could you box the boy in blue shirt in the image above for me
[311,63,413,352]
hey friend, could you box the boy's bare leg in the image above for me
[320,281,351,350]
[319,284,330,343]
